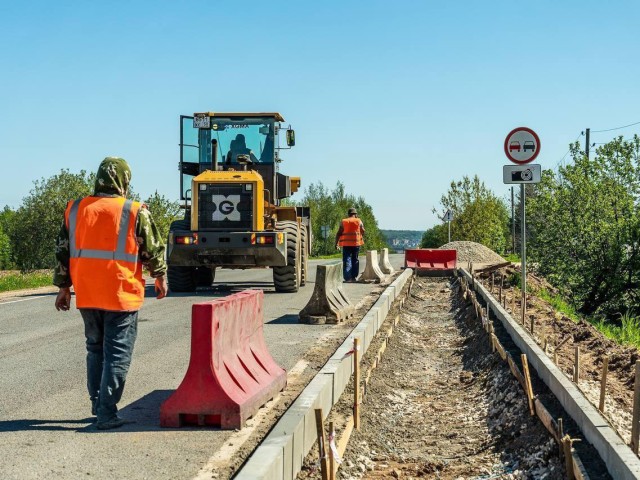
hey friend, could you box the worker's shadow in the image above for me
[0,418,96,433]
[0,391,189,434]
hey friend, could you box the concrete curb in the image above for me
[235,269,413,480]
[460,268,640,480]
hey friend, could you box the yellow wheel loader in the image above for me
[167,112,311,293]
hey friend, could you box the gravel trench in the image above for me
[299,278,563,479]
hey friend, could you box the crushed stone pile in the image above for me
[439,240,506,264]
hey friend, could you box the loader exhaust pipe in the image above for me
[211,139,218,171]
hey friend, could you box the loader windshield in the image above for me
[208,117,276,165]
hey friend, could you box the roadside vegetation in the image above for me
[421,175,510,254]
[424,135,640,348]
[295,181,388,258]
[0,169,181,273]
[0,270,52,293]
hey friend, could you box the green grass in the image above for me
[592,313,640,348]
[0,271,53,293]
[536,288,579,322]
[504,253,521,263]
[535,286,640,348]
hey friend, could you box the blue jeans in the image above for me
[342,246,360,281]
[80,309,138,423]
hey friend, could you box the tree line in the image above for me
[296,181,388,256]
[421,134,640,320]
[0,173,388,271]
[0,170,180,271]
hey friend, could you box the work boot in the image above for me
[91,398,98,416]
[96,416,132,430]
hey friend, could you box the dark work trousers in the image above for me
[80,309,138,423]
[342,246,360,281]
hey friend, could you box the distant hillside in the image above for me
[381,230,424,250]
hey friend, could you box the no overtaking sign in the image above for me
[504,127,540,164]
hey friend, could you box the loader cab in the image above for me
[179,113,293,204]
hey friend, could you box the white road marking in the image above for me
[0,295,52,306]
[192,358,310,480]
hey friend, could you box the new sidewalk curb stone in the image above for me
[460,268,640,480]
[235,269,413,480]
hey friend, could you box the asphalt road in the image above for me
[0,255,404,480]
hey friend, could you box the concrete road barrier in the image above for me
[378,248,395,275]
[299,262,354,324]
[359,250,386,283]
[160,290,287,429]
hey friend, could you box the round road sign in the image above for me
[504,127,540,164]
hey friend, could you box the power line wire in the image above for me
[592,120,640,133]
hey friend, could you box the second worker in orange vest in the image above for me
[335,207,366,282]
[53,157,168,430]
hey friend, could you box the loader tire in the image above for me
[168,266,197,292]
[300,224,308,287]
[167,218,197,293]
[273,221,301,293]
[196,267,215,287]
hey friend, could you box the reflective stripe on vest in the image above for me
[68,199,138,263]
[338,217,363,247]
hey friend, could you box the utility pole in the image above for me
[511,187,515,254]
[585,128,590,159]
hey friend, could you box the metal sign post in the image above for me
[503,127,541,325]
[520,184,526,324]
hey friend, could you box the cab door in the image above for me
[180,115,198,201]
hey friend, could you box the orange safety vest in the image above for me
[338,217,364,247]
[65,197,144,311]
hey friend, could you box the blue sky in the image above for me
[1,1,639,230]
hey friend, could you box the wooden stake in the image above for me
[599,356,609,413]
[631,361,640,454]
[553,335,572,366]
[530,314,534,335]
[353,338,361,430]
[336,416,354,461]
[562,435,576,480]
[557,417,564,459]
[328,421,336,480]
[499,274,503,302]
[511,294,515,314]
[521,354,535,416]
[490,325,496,352]
[315,409,329,480]
[491,272,495,293]
[542,335,548,354]
[573,346,580,383]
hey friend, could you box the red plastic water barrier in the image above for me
[404,249,457,271]
[160,289,287,429]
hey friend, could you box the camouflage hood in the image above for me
[94,157,132,196]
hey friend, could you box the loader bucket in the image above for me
[404,249,457,276]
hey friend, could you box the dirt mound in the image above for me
[440,241,506,264]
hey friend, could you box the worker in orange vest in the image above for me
[53,157,168,430]
[335,207,366,282]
